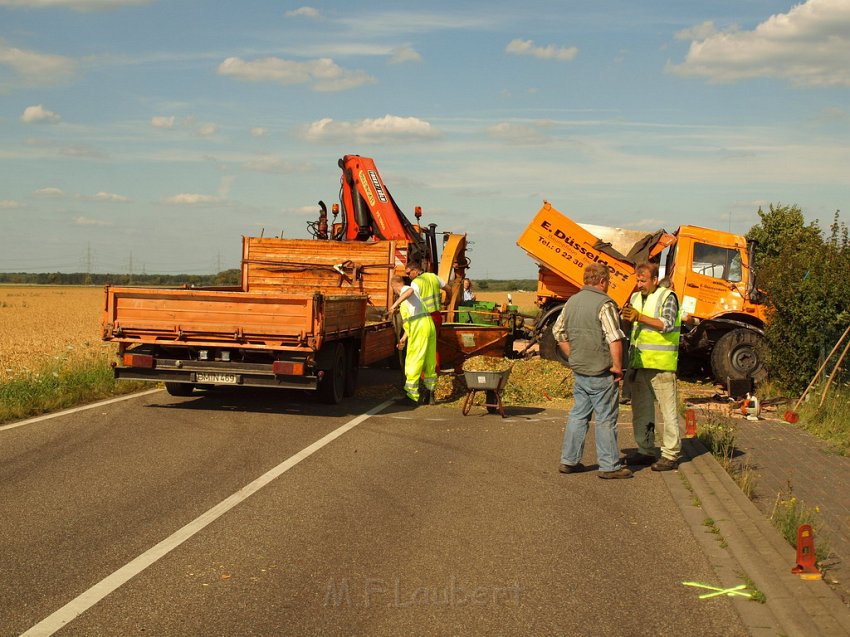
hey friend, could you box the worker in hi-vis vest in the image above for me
[621,262,682,472]
[404,260,449,403]
[389,275,437,405]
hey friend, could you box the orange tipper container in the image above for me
[517,201,638,306]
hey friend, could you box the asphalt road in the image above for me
[1,370,748,636]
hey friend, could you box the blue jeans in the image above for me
[560,372,622,472]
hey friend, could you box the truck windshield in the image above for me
[691,243,743,282]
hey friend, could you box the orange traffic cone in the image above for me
[791,524,822,579]
[685,409,697,438]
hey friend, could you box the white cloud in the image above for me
[0,39,76,85]
[0,199,26,209]
[668,0,850,87]
[505,38,578,61]
[301,114,439,143]
[217,56,377,92]
[0,0,151,10]
[86,191,130,202]
[250,127,268,138]
[486,121,555,145]
[20,104,61,124]
[336,10,498,37]
[244,156,298,174]
[33,186,65,198]
[285,6,320,19]
[74,216,112,226]
[197,122,218,137]
[162,193,224,205]
[59,144,105,158]
[388,46,422,64]
[674,20,720,41]
[151,115,175,129]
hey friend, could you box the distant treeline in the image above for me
[0,270,243,286]
[474,279,537,291]
[0,271,537,291]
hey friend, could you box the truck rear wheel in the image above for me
[318,343,346,404]
[710,328,766,384]
[165,382,194,397]
[539,323,569,367]
[343,343,358,398]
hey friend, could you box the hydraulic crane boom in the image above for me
[336,154,424,246]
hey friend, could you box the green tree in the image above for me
[748,206,850,392]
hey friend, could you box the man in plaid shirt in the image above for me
[621,262,682,472]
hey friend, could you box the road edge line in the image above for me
[20,398,396,637]
[0,388,163,433]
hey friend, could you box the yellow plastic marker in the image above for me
[683,582,752,599]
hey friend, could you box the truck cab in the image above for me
[518,202,768,383]
[666,225,767,382]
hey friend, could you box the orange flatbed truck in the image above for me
[518,201,768,384]
[103,236,407,403]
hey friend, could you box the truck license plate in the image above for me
[196,372,238,384]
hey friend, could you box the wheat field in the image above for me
[0,286,109,382]
[0,285,540,384]
[474,290,538,315]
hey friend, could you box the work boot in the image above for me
[598,467,634,479]
[651,457,679,472]
[419,389,430,405]
[559,463,584,474]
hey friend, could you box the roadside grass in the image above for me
[694,407,832,568]
[738,572,767,604]
[769,492,831,564]
[696,414,758,500]
[795,384,850,456]
[0,354,149,425]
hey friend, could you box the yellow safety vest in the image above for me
[414,272,442,314]
[630,287,680,371]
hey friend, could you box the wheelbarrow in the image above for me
[461,367,512,417]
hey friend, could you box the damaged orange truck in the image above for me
[518,201,768,384]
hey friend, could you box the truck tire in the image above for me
[710,328,767,384]
[343,343,358,398]
[539,323,569,367]
[165,382,194,397]
[318,343,346,404]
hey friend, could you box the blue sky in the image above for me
[1,0,848,278]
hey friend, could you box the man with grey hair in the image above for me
[553,262,632,479]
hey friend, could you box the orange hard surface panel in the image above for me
[518,202,636,307]
[242,237,404,311]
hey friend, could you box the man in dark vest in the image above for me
[553,263,632,479]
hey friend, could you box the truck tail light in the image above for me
[123,353,155,368]
[272,361,305,376]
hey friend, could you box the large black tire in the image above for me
[343,343,358,398]
[165,382,194,397]
[538,322,569,367]
[318,343,346,404]
[710,328,767,384]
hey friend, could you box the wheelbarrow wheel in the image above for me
[462,390,476,416]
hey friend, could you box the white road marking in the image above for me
[21,398,396,637]
[0,389,163,433]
